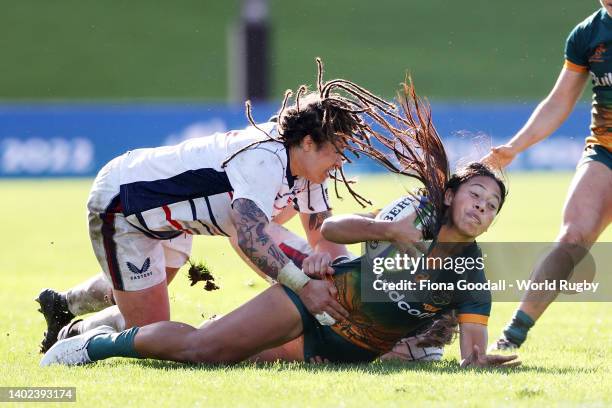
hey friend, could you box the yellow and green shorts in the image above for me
[282,285,379,363]
[578,144,612,169]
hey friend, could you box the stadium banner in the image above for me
[0,102,591,178]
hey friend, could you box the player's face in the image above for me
[300,138,345,184]
[600,0,612,17]
[445,176,502,239]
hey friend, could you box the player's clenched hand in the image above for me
[386,212,423,254]
[297,279,348,323]
[460,344,521,369]
[481,144,518,169]
[302,252,334,279]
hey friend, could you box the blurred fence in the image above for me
[0,102,591,178]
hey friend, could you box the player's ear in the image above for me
[444,188,454,206]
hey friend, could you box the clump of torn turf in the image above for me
[187,259,219,291]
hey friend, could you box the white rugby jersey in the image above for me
[105,122,331,239]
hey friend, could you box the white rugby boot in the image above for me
[40,325,116,367]
[488,335,520,352]
[380,335,444,362]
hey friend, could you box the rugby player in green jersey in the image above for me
[485,1,612,350]
[41,82,519,369]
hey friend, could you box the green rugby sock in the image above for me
[502,310,534,347]
[86,327,141,361]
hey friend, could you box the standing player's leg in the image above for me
[494,158,612,349]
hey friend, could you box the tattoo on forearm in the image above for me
[232,198,289,279]
[308,210,331,231]
[267,244,286,264]
[255,223,269,246]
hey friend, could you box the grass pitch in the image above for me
[0,173,610,407]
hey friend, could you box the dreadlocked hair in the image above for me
[277,92,357,149]
[222,57,404,208]
[344,78,451,238]
[415,310,459,348]
[355,80,509,238]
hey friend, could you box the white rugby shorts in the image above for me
[87,155,193,291]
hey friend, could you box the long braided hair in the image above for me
[222,58,435,208]
[222,58,498,234]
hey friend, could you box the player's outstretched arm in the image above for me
[459,323,521,369]
[482,68,589,168]
[321,212,422,249]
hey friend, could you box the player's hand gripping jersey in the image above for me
[565,8,612,151]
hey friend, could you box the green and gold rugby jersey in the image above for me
[565,8,612,150]
[329,242,491,354]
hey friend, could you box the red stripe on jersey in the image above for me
[278,242,308,269]
[162,205,193,234]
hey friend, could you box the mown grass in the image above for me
[0,174,610,407]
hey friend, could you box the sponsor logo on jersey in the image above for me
[381,286,436,319]
[590,71,612,87]
[589,43,607,63]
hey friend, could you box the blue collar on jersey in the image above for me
[285,147,296,188]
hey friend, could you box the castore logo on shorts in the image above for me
[127,258,153,280]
